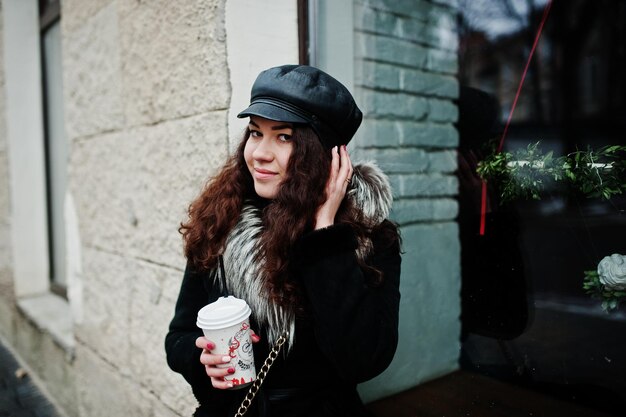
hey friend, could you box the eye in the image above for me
[249,129,262,138]
[277,133,292,142]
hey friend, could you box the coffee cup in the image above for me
[196,296,256,389]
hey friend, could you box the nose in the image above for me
[251,136,274,161]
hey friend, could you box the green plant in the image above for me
[583,270,626,312]
[476,142,626,204]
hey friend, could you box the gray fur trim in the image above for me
[219,162,392,349]
[349,161,393,226]
[221,205,296,348]
[349,161,393,259]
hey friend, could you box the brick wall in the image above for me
[353,0,462,401]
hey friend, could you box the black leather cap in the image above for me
[237,65,362,149]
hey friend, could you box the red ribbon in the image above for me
[479,0,553,235]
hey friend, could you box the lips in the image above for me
[253,168,278,180]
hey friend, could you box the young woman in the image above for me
[165,65,402,417]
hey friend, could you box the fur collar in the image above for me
[219,162,392,348]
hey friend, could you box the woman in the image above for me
[165,65,402,417]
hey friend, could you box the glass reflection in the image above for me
[457,1,626,415]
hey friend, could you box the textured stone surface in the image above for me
[355,3,458,51]
[0,6,5,153]
[74,249,194,416]
[13,309,78,417]
[401,68,458,98]
[391,198,459,224]
[118,0,230,127]
[400,121,458,147]
[128,259,196,414]
[358,119,458,148]
[358,148,456,174]
[428,97,459,122]
[357,61,458,98]
[356,32,457,75]
[361,90,428,120]
[74,345,136,417]
[389,173,458,198]
[70,112,228,269]
[356,32,429,68]
[61,0,113,34]
[0,5,10,283]
[0,151,11,278]
[63,2,125,140]
[75,248,132,369]
[426,47,458,74]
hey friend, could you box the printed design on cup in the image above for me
[226,322,254,386]
[196,296,256,389]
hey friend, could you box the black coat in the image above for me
[165,222,401,417]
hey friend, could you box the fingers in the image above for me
[195,336,214,350]
[250,330,261,343]
[195,336,236,389]
[330,146,340,184]
[315,145,353,230]
[210,376,234,390]
[338,145,353,187]
[328,145,352,190]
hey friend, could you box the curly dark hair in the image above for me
[180,125,398,307]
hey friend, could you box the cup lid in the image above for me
[196,296,252,330]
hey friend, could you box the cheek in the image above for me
[243,141,254,166]
[278,145,294,171]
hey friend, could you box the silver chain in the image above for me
[234,333,288,417]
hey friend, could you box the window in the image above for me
[457,1,626,414]
[39,0,68,297]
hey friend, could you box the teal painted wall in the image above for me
[350,0,462,402]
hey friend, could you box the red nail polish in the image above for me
[206,342,215,350]
[228,367,236,374]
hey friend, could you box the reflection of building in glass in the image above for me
[458,1,626,415]
[459,0,626,149]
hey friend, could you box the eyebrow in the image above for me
[248,120,293,131]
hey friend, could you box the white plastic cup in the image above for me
[196,296,256,389]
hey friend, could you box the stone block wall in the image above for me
[0,0,463,413]
[63,1,230,416]
[0,3,17,352]
[0,3,11,301]
[354,0,461,401]
[0,1,232,416]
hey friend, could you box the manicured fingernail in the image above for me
[342,145,347,150]
[228,367,235,374]
[251,334,261,343]
[206,342,215,350]
[222,356,231,363]
[227,382,233,388]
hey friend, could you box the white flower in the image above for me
[598,254,626,291]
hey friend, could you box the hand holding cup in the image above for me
[196,296,257,390]
[195,332,260,389]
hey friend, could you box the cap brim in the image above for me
[237,101,309,124]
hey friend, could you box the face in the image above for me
[244,116,294,199]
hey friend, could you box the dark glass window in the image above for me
[40,0,67,297]
[457,1,626,415]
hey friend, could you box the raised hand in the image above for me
[314,145,353,230]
